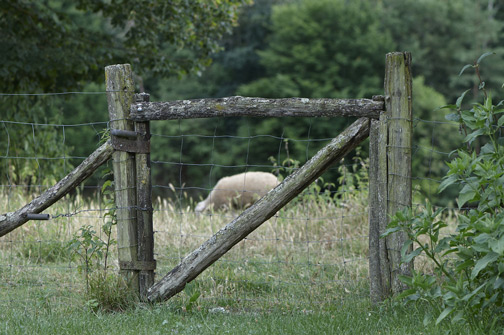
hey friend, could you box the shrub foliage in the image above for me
[384,54,504,332]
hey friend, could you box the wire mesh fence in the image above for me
[0,90,462,313]
[148,116,370,309]
[0,91,111,311]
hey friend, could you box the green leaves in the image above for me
[458,52,495,76]
[471,252,499,279]
[237,0,393,99]
[68,173,117,293]
[457,182,478,209]
[387,53,504,332]
[2,0,251,94]
[477,52,496,65]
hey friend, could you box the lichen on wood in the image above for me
[106,64,139,290]
[368,52,412,303]
[130,96,384,121]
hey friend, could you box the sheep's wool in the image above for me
[195,172,279,212]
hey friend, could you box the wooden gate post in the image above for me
[106,64,139,292]
[134,93,155,299]
[369,52,413,302]
[106,64,155,300]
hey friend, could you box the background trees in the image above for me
[380,0,504,101]
[1,0,251,94]
[0,0,250,187]
[238,0,393,99]
[1,0,503,205]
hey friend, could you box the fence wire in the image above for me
[0,91,462,313]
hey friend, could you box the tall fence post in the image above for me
[134,93,155,299]
[106,64,139,293]
[369,52,412,302]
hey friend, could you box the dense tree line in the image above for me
[1,0,503,205]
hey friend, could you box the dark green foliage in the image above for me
[0,95,72,188]
[145,0,277,101]
[1,0,250,93]
[411,77,463,205]
[148,0,390,201]
[238,0,394,99]
[380,0,504,101]
[0,0,250,189]
[2,0,504,211]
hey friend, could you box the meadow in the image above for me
[0,182,479,334]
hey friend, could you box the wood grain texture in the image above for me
[384,52,413,295]
[134,93,155,300]
[130,96,384,121]
[106,64,139,289]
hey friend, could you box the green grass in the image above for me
[0,295,478,335]
[0,190,492,334]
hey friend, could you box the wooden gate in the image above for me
[0,52,412,304]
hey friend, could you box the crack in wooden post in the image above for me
[368,52,413,303]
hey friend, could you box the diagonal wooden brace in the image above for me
[147,117,371,302]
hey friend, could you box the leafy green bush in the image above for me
[384,54,504,332]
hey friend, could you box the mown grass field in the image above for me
[0,188,485,334]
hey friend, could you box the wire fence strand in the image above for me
[0,91,462,312]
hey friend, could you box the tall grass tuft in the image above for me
[87,270,137,313]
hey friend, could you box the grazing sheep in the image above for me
[195,172,279,212]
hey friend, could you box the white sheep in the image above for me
[195,172,280,212]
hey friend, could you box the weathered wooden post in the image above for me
[106,64,155,299]
[369,52,413,302]
[106,64,139,292]
[134,93,156,299]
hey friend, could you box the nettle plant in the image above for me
[384,53,504,332]
[67,131,116,284]
[67,177,117,292]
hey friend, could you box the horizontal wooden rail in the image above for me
[130,96,384,121]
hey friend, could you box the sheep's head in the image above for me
[195,200,208,212]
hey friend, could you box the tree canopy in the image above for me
[0,0,250,93]
[381,0,504,100]
[0,0,250,188]
[238,0,394,99]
